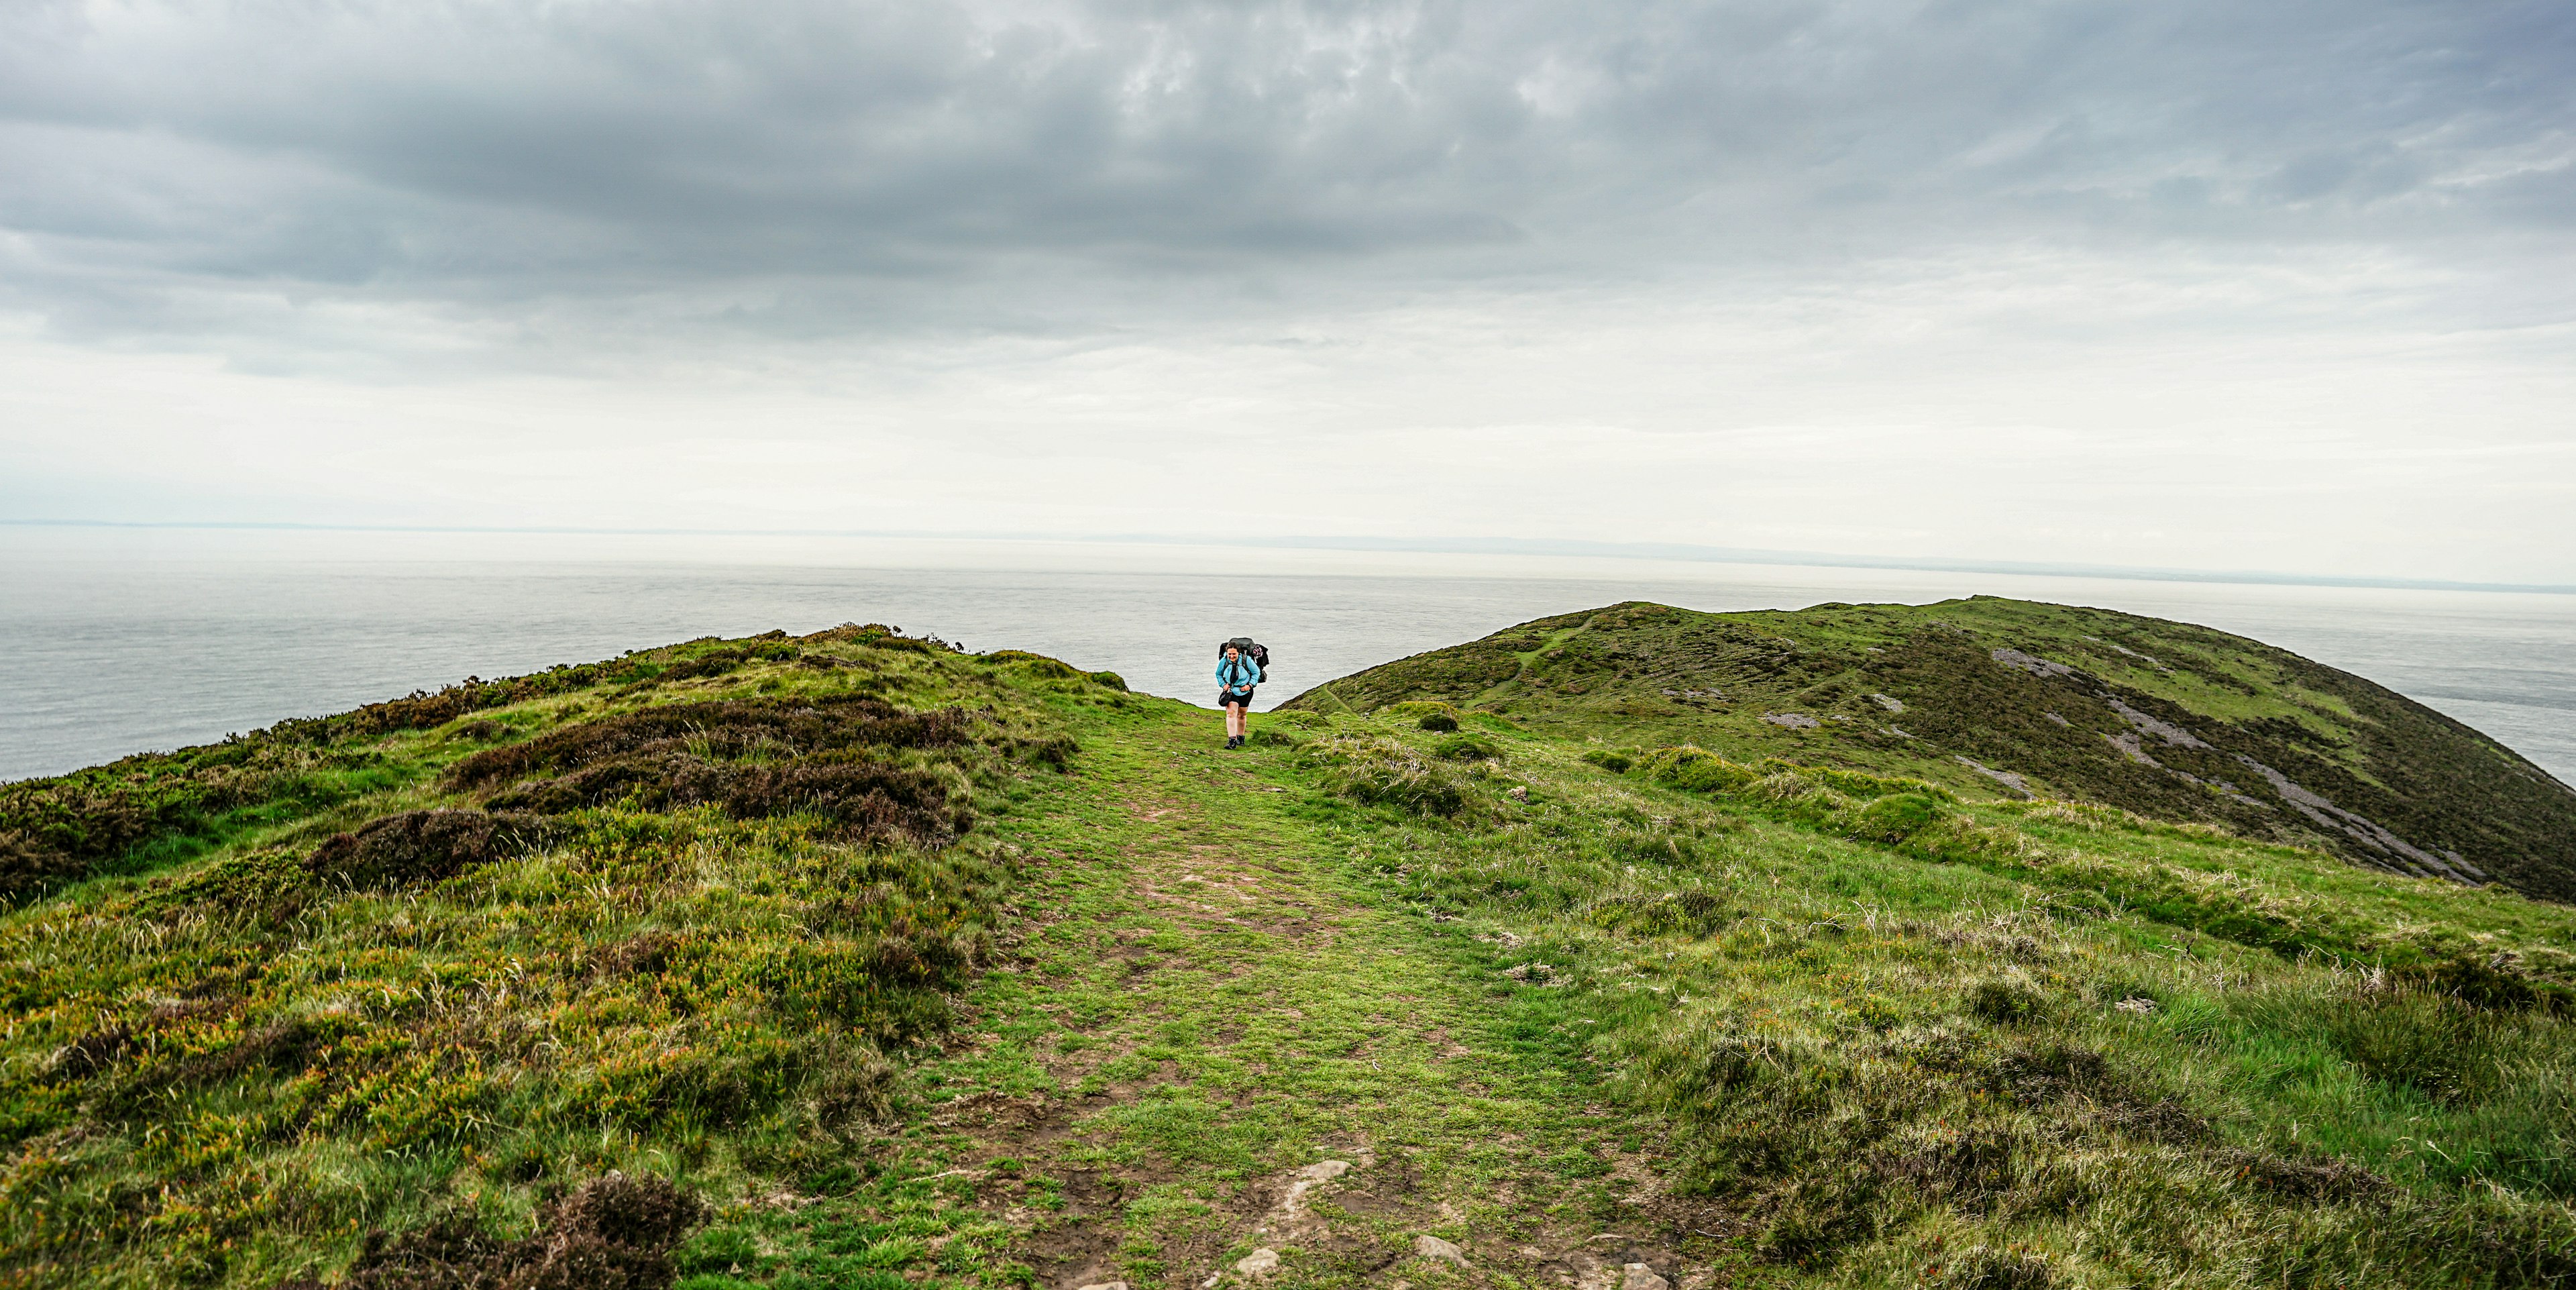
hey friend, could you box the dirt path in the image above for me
[894,710,1729,1290]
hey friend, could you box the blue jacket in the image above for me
[1216,654,1260,693]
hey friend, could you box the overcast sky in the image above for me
[3,0,2572,583]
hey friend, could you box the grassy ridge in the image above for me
[0,627,1118,1287]
[3,600,2573,1290]
[1285,598,2576,899]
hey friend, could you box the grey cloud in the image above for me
[0,0,2569,350]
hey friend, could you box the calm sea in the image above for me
[4,549,2573,786]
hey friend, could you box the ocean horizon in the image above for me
[6,535,2571,787]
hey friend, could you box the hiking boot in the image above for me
[1226,735,1242,750]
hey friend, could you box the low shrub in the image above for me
[445,697,974,792]
[484,755,969,846]
[1581,749,1633,773]
[285,1172,704,1290]
[0,827,87,900]
[449,698,987,846]
[863,635,941,655]
[305,809,554,888]
[0,749,359,900]
[1432,733,1503,762]
[984,651,1082,680]
[1418,712,1460,733]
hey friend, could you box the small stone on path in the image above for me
[1077,1283,1128,1290]
[1621,1265,1670,1290]
[1295,1159,1352,1181]
[1236,1248,1281,1277]
[1413,1235,1470,1268]
[1564,1252,1617,1290]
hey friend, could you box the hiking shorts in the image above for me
[1219,688,1255,709]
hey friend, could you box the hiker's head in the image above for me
[1224,645,1240,659]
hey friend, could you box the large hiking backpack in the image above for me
[1220,637,1270,683]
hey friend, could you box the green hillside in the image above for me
[1283,596,2576,900]
[1,608,2571,1290]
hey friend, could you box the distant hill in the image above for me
[1285,596,2576,900]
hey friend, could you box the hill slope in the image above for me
[1283,596,2576,900]
[2,616,2573,1290]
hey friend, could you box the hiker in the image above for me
[1216,641,1260,749]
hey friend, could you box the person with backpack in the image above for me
[1216,639,1265,749]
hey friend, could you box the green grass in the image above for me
[1272,702,2576,1287]
[3,605,2573,1289]
[1286,598,2576,900]
[0,629,1105,1287]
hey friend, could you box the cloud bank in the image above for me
[1,0,2571,579]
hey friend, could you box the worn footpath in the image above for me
[722,704,1756,1290]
